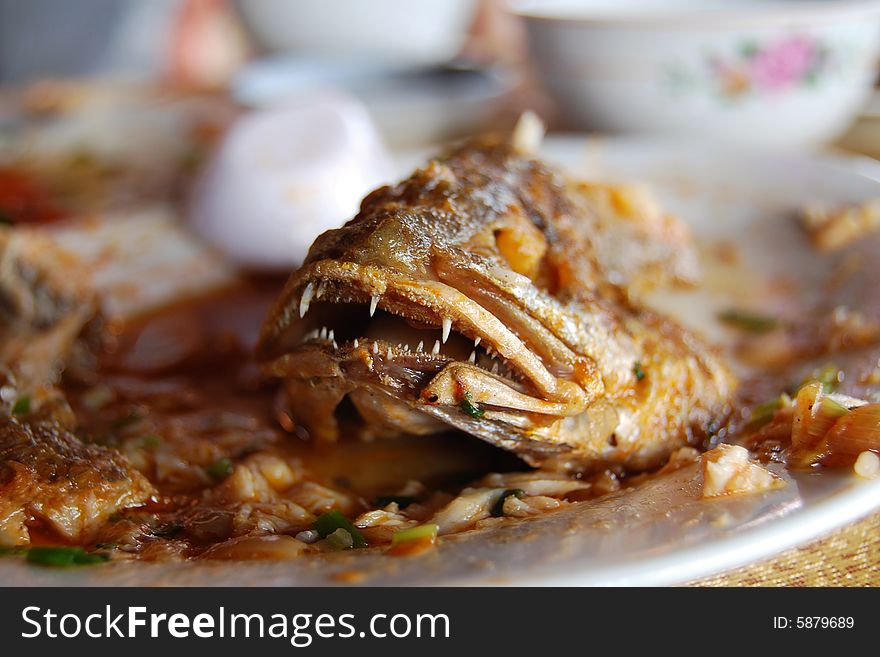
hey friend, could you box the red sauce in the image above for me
[0,165,65,225]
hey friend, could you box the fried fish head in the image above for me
[257,135,734,470]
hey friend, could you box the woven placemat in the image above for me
[688,511,880,586]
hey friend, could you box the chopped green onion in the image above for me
[800,364,842,393]
[491,488,526,517]
[745,393,791,431]
[753,395,789,417]
[11,396,31,416]
[633,361,645,381]
[324,528,354,551]
[791,383,852,461]
[71,552,111,565]
[718,309,779,334]
[26,546,110,567]
[373,495,416,509]
[111,410,143,430]
[391,524,439,545]
[0,546,27,556]
[311,510,367,548]
[138,434,162,449]
[460,392,485,419]
[207,457,233,480]
[821,396,850,417]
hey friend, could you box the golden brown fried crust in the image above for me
[259,135,735,471]
[0,415,154,544]
[301,138,571,287]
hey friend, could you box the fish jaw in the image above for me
[257,259,595,444]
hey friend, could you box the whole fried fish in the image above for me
[258,125,735,471]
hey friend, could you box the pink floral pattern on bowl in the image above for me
[664,35,832,100]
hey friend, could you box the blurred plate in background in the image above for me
[233,58,515,146]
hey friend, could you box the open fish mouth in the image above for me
[258,259,592,444]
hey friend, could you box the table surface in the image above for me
[689,511,879,586]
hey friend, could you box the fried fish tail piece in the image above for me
[0,415,155,545]
[0,228,154,546]
[258,128,736,471]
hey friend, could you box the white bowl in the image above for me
[514,0,880,147]
[234,0,477,68]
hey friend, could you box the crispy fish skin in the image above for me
[0,415,154,545]
[259,135,735,471]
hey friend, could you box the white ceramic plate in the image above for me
[3,136,880,586]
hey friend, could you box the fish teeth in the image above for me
[474,337,481,347]
[328,329,335,342]
[299,282,314,318]
[332,340,338,349]
[370,295,380,317]
[319,327,328,340]
[416,341,424,353]
[441,318,452,343]
[387,347,393,359]
[432,340,441,355]
[468,351,476,364]
[372,342,379,354]
[491,362,499,374]
[353,338,359,348]
[316,281,327,299]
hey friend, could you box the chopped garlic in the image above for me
[659,446,701,474]
[701,444,784,498]
[801,200,880,252]
[853,451,880,479]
